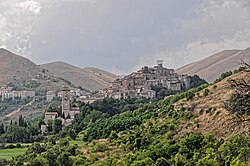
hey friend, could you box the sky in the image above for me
[0,0,250,74]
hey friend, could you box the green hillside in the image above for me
[2,67,250,165]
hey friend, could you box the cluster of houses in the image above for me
[42,86,81,132]
[0,86,35,101]
[41,61,191,132]
[46,88,83,102]
[98,60,190,99]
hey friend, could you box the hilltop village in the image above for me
[45,61,191,103]
[41,61,191,130]
[0,61,191,130]
[98,60,190,99]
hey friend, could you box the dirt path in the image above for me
[5,99,35,118]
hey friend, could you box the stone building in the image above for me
[0,86,35,101]
[44,112,58,121]
[62,86,71,118]
[46,90,55,102]
[42,86,81,132]
[102,61,190,99]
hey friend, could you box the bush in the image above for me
[6,144,16,149]
[16,143,21,148]
[92,143,109,152]
[185,91,195,101]
[203,89,210,96]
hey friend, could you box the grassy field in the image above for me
[0,148,27,160]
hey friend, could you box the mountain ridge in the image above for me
[176,48,250,82]
[0,49,117,91]
[41,61,117,91]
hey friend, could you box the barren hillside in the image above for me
[177,48,250,82]
[41,62,117,91]
[175,69,250,138]
[84,67,117,82]
[0,48,39,84]
[0,48,72,91]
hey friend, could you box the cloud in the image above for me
[135,0,250,70]
[18,0,41,15]
[0,0,249,74]
[0,0,42,57]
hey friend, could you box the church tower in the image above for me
[62,86,70,118]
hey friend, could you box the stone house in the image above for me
[46,90,56,102]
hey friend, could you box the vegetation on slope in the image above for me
[1,66,249,165]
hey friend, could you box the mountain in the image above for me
[176,48,250,82]
[175,68,250,138]
[0,49,78,123]
[41,62,117,91]
[84,67,117,83]
[0,48,72,91]
[0,48,39,84]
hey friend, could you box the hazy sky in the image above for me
[0,0,250,74]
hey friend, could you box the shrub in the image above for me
[92,143,109,152]
[185,92,195,101]
[203,89,210,96]
[16,143,21,148]
[6,144,16,149]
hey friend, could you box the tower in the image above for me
[157,60,163,67]
[62,86,70,118]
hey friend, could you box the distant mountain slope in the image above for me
[41,62,117,91]
[84,67,117,82]
[0,48,39,84]
[0,48,71,91]
[176,48,250,82]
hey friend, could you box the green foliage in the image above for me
[226,77,250,115]
[30,156,49,166]
[214,69,238,83]
[91,142,109,152]
[10,137,87,165]
[24,80,40,89]
[233,67,246,74]
[189,75,208,89]
[52,119,62,134]
[109,130,118,140]
[6,68,250,165]
[203,88,210,96]
[150,85,175,100]
[185,91,195,101]
[227,92,250,115]
[83,114,142,141]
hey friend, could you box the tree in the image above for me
[57,152,72,166]
[72,155,87,166]
[30,156,49,166]
[189,75,208,89]
[155,157,170,166]
[45,149,57,166]
[186,91,195,101]
[52,119,62,134]
[203,89,210,96]
[18,115,24,127]
[227,78,250,115]
[0,124,5,135]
